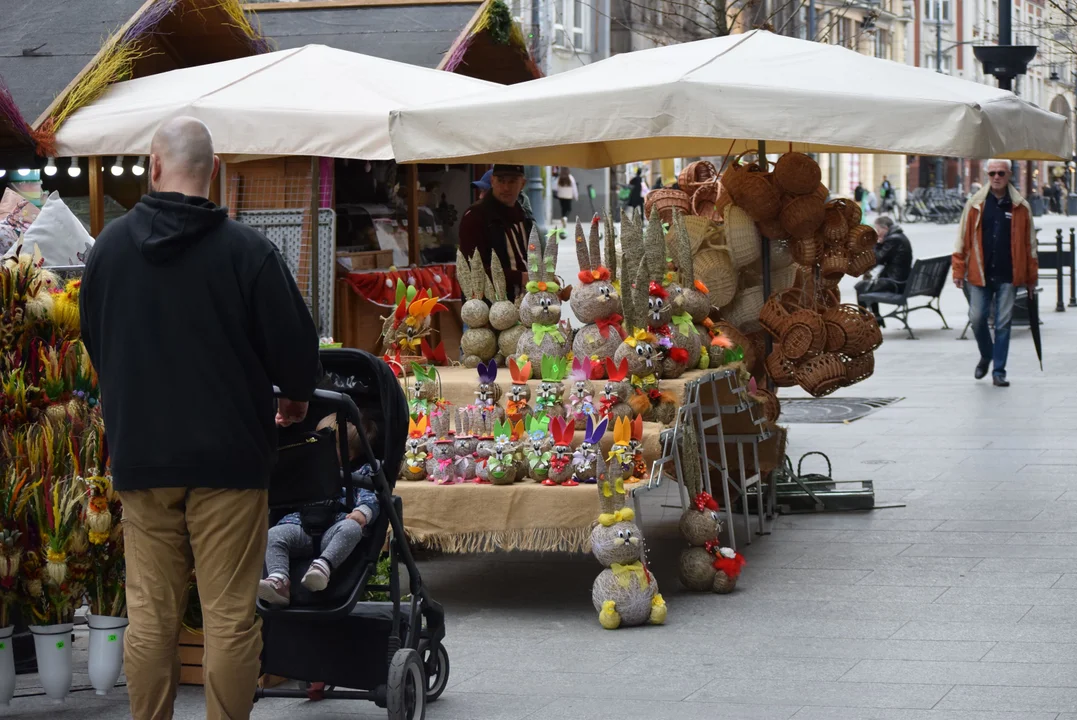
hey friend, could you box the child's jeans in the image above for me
[266,518,365,578]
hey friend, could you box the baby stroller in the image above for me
[255,348,447,720]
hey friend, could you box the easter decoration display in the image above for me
[534,355,569,420]
[598,358,634,422]
[456,249,498,368]
[453,408,479,482]
[515,227,571,375]
[628,415,647,481]
[667,211,708,370]
[401,415,429,482]
[408,363,444,417]
[505,358,533,426]
[523,414,553,483]
[570,216,624,377]
[379,279,448,367]
[565,357,597,429]
[590,460,666,629]
[477,419,518,485]
[641,208,689,380]
[488,252,526,362]
[545,417,578,486]
[572,414,608,485]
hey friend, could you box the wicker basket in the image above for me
[847,224,878,254]
[820,245,848,278]
[780,194,826,239]
[765,345,797,387]
[780,308,826,362]
[724,153,781,222]
[683,215,722,253]
[691,182,728,223]
[758,216,790,241]
[847,248,877,278]
[678,160,719,197]
[759,287,805,338]
[789,235,818,267]
[822,304,882,357]
[794,352,846,397]
[834,197,862,227]
[749,387,782,423]
[773,152,822,196]
[747,329,768,378]
[644,188,692,224]
[821,203,850,242]
[695,246,738,307]
[771,263,798,293]
[842,351,875,385]
[713,320,756,370]
[723,286,765,332]
[724,205,763,268]
[815,183,829,201]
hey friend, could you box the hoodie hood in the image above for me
[130,192,228,264]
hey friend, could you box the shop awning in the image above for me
[388,30,1072,167]
[51,44,496,161]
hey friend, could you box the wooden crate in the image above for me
[177,629,286,688]
[336,249,394,271]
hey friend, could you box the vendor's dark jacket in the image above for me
[79,192,320,493]
[875,224,913,285]
[458,193,532,301]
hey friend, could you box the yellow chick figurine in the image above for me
[599,600,621,630]
[649,593,668,625]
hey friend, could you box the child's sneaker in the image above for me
[302,559,331,592]
[258,576,290,607]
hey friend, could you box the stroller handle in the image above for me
[273,387,378,475]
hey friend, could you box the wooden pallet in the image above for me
[178,629,286,688]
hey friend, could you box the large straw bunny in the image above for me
[666,211,706,370]
[571,216,624,378]
[490,252,526,361]
[590,462,667,629]
[515,226,571,376]
[457,249,498,367]
[641,208,689,379]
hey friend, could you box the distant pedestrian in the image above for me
[953,159,1038,387]
[880,175,896,213]
[626,168,646,213]
[555,167,578,220]
[855,216,912,327]
[854,182,867,216]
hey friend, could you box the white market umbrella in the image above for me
[389,30,1071,167]
[53,45,497,161]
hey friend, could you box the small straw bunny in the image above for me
[545,416,577,486]
[505,357,533,426]
[401,415,429,482]
[524,413,553,483]
[599,358,634,422]
[535,355,568,420]
[570,216,624,379]
[572,413,608,485]
[453,408,479,482]
[566,357,597,429]
[477,419,517,485]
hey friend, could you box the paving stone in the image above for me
[982,642,1077,664]
[857,569,1062,588]
[935,685,1077,713]
[685,678,952,709]
[527,697,801,720]
[935,587,1077,606]
[839,658,1077,687]
[790,708,1060,720]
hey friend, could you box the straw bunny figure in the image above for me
[457,249,498,367]
[613,229,663,421]
[505,358,533,425]
[489,252,526,362]
[534,355,569,420]
[570,216,625,378]
[474,360,503,421]
[409,362,444,417]
[427,436,458,485]
[629,415,647,480]
[477,419,518,485]
[642,208,689,379]
[453,408,479,482]
[514,226,571,375]
[605,416,636,502]
[472,408,497,482]
[545,416,578,486]
[572,413,608,485]
[524,413,554,483]
[599,358,634,422]
[566,357,598,429]
[590,465,666,629]
[401,415,429,482]
[666,211,707,370]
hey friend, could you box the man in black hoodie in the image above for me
[79,117,320,720]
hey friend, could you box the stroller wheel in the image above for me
[418,640,450,702]
[387,648,426,720]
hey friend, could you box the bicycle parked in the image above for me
[900,187,967,224]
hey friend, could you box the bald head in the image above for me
[149,116,219,198]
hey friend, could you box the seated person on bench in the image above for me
[855,215,912,326]
[259,414,380,607]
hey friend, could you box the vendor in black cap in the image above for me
[459,164,532,300]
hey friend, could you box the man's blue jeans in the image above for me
[968,280,1015,379]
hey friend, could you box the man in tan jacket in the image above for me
[953,159,1038,387]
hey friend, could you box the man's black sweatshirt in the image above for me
[79,192,320,492]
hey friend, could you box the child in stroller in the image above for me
[260,413,381,605]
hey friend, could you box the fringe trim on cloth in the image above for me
[404,526,592,554]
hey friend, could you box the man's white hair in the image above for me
[986,158,1013,173]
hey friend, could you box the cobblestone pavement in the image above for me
[9,215,1077,719]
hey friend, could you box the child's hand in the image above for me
[347,510,368,527]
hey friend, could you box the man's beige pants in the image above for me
[120,487,268,720]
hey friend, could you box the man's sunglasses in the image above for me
[987,171,1008,177]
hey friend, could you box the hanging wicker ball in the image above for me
[489,300,520,331]
[680,508,721,546]
[795,352,846,397]
[713,571,737,594]
[696,246,738,307]
[789,235,818,267]
[780,194,826,239]
[678,160,719,197]
[766,346,797,387]
[679,547,718,592]
[644,188,692,224]
[592,569,656,627]
[780,309,826,362]
[821,203,850,242]
[774,152,822,195]
[461,298,491,328]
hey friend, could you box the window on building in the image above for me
[553,0,589,50]
[924,0,951,21]
[874,28,892,59]
[927,53,954,73]
[831,14,854,48]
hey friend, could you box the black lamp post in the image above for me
[973,0,1036,92]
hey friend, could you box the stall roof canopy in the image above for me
[389,29,1072,165]
[248,0,541,85]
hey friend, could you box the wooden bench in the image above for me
[858,255,952,340]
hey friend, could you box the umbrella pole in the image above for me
[758,140,774,390]
[309,156,322,336]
